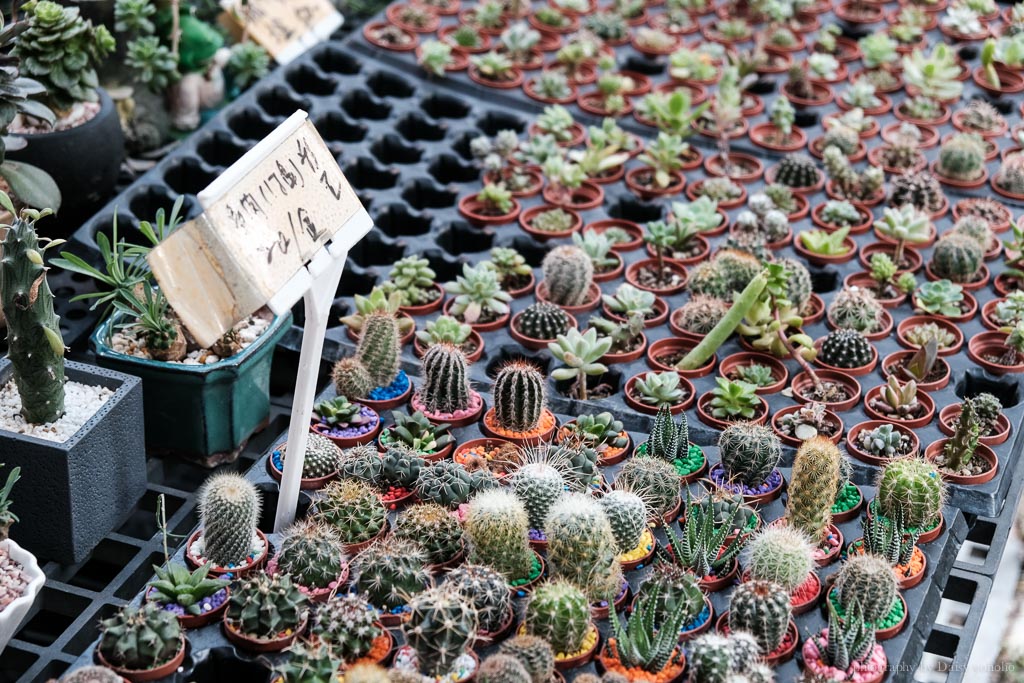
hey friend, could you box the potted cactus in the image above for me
[509,459,567,548]
[312,478,390,551]
[351,536,431,626]
[464,488,544,590]
[311,593,391,668]
[661,490,749,591]
[925,397,999,484]
[689,632,774,682]
[481,361,558,445]
[633,406,706,481]
[309,395,381,448]
[393,502,465,568]
[95,604,186,680]
[392,585,480,681]
[510,301,577,351]
[872,456,947,545]
[443,564,514,641]
[537,244,601,312]
[414,315,485,361]
[743,524,819,614]
[522,580,600,670]
[596,587,688,682]
[408,344,485,428]
[184,473,268,576]
[268,432,341,489]
[722,580,797,664]
[782,438,845,565]
[939,392,1008,446]
[708,422,784,504]
[266,519,349,601]
[223,573,309,653]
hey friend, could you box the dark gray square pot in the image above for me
[0,360,146,564]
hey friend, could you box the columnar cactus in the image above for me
[516,302,572,339]
[226,573,308,639]
[97,605,182,671]
[510,461,565,530]
[443,564,513,633]
[351,536,430,610]
[541,245,594,306]
[0,208,65,424]
[393,503,464,566]
[544,493,623,602]
[785,436,843,543]
[875,457,946,530]
[744,523,816,593]
[930,233,984,283]
[523,579,592,655]
[313,479,388,545]
[275,519,347,589]
[834,553,898,624]
[419,343,473,415]
[356,310,401,388]
[403,585,478,677]
[312,593,382,663]
[774,153,819,189]
[728,579,792,654]
[477,654,532,683]
[463,489,536,582]
[331,357,374,400]
[198,473,261,567]
[498,635,556,683]
[818,329,874,369]
[614,455,681,519]
[598,489,647,554]
[718,422,783,487]
[492,361,546,433]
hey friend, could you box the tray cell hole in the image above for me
[66,538,140,592]
[954,371,1021,408]
[128,186,197,225]
[422,92,472,120]
[255,483,311,533]
[17,587,91,647]
[344,157,399,190]
[350,230,406,266]
[336,266,378,298]
[196,132,248,168]
[622,55,664,75]
[453,129,484,160]
[36,661,71,682]
[117,489,185,540]
[63,602,122,656]
[375,203,432,238]
[509,235,549,267]
[114,551,165,600]
[957,519,995,566]
[423,249,463,281]
[554,368,622,397]
[429,154,479,184]
[368,70,415,99]
[286,64,336,96]
[227,108,278,141]
[607,196,663,223]
[437,220,494,255]
[398,112,447,142]
[1,646,38,681]
[476,110,526,136]
[163,157,218,195]
[189,647,274,681]
[91,212,143,252]
[485,345,551,379]
[937,575,978,629]
[171,507,199,538]
[809,267,840,294]
[917,644,955,683]
[747,78,776,95]
[341,90,392,120]
[371,134,423,165]
[256,86,309,118]
[401,178,458,209]
[314,111,367,143]
[313,47,361,75]
[794,111,819,128]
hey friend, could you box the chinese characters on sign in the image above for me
[225,0,343,62]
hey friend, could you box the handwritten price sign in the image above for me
[223,0,343,62]
[148,111,371,347]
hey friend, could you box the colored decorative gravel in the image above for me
[831,482,862,513]
[368,371,410,400]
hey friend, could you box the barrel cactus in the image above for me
[509,461,565,531]
[312,593,382,663]
[97,604,182,671]
[718,422,783,488]
[226,573,308,639]
[614,455,681,519]
[275,518,347,590]
[818,329,874,369]
[393,502,464,566]
[351,536,430,610]
[598,489,647,554]
[888,170,945,214]
[542,245,594,306]
[728,579,792,654]
[492,361,546,433]
[498,635,556,683]
[516,301,573,339]
[930,232,984,284]
[875,457,946,530]
[774,153,819,189]
[523,579,592,655]
[744,523,816,593]
[477,654,532,683]
[198,473,261,568]
[416,459,492,507]
[313,479,387,546]
[443,563,512,633]
[834,553,898,625]
[419,343,474,415]
[356,309,401,388]
[403,585,478,677]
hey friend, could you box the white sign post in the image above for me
[148,110,373,531]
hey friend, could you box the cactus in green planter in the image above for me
[614,455,681,519]
[419,343,473,415]
[275,519,347,590]
[313,479,387,545]
[818,329,874,369]
[744,523,816,593]
[545,493,623,603]
[728,579,792,654]
[379,447,424,491]
[273,641,341,683]
[492,361,546,433]
[59,666,127,683]
[498,635,556,683]
[416,459,492,507]
[516,301,573,340]
[227,573,308,639]
[478,654,532,683]
[403,585,478,677]
[875,457,946,530]
[198,473,261,567]
[834,553,898,624]
[523,579,592,654]
[510,461,565,531]
[785,436,842,544]
[930,233,984,284]
[352,536,430,610]
[598,489,647,554]
[338,444,383,485]
[394,502,464,566]
[828,286,884,333]
[356,310,401,388]
[718,422,783,487]
[97,604,181,671]
[0,207,65,424]
[331,357,374,400]
[443,564,512,633]
[463,488,536,582]
[773,153,819,189]
[312,593,382,662]
[541,245,594,306]
[936,133,986,181]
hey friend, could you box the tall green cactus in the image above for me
[198,473,261,567]
[356,311,400,388]
[875,457,946,530]
[492,361,546,432]
[785,436,842,543]
[419,343,473,414]
[0,206,65,424]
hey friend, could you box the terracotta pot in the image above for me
[770,404,843,448]
[841,273,905,308]
[224,612,308,653]
[880,350,951,392]
[590,581,631,620]
[527,121,586,147]
[835,0,884,23]
[867,145,927,175]
[862,383,936,429]
[995,273,1024,297]
[553,623,601,671]
[646,234,710,267]
[939,404,1011,446]
[718,352,788,394]
[953,198,1012,232]
[696,393,769,430]
[480,408,559,446]
[793,232,857,266]
[893,101,951,127]
[442,299,511,333]
[542,179,604,210]
[967,332,1024,374]
[810,336,879,376]
[924,439,1000,485]
[341,520,390,556]
[623,373,695,415]
[584,219,644,251]
[826,308,893,342]
[811,203,873,234]
[624,167,685,200]
[700,558,740,592]
[457,194,521,227]
[973,66,1024,96]
[408,392,485,431]
[517,204,582,241]
[600,332,648,364]
[646,337,717,378]
[603,295,668,329]
[267,445,338,490]
[749,122,808,152]
[803,294,826,325]
[923,262,990,292]
[310,407,381,450]
[858,242,923,272]
[467,65,525,89]
[895,315,964,356]
[362,22,419,51]
[185,529,269,578]
[454,437,513,471]
[147,586,230,630]
[912,290,977,324]
[792,370,861,412]
[624,258,688,295]
[96,637,187,682]
[703,153,764,183]
[845,420,921,466]
[535,281,602,313]
[485,168,544,198]
[781,81,833,108]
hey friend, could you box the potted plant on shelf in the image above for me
[847,422,919,465]
[185,473,267,576]
[481,361,558,445]
[597,587,688,681]
[725,580,797,663]
[312,478,389,551]
[602,283,662,327]
[751,96,806,152]
[541,153,603,210]
[549,327,613,400]
[96,604,186,680]
[783,438,844,565]
[444,262,513,331]
[522,580,599,670]
[538,244,600,311]
[940,393,1008,446]
[873,456,947,546]
[511,302,576,350]
[795,226,855,265]
[0,466,43,655]
[744,524,819,614]
[690,633,774,681]
[468,50,523,88]
[615,455,681,521]
[379,256,443,314]
[709,422,784,504]
[465,488,544,588]
[661,490,750,591]
[698,377,767,429]
[483,246,534,299]
[559,412,630,466]
[145,560,230,628]
[310,395,380,448]
[393,585,479,681]
[823,146,885,206]
[624,370,693,416]
[409,344,484,429]
[926,398,998,484]
[223,573,309,653]
[634,406,706,480]
[774,402,843,447]
[627,221,687,294]
[473,131,543,197]
[870,205,931,270]
[267,519,349,602]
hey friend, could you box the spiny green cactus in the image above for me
[352,536,430,610]
[942,396,981,472]
[774,153,819,189]
[823,600,876,672]
[971,392,1003,434]
[728,579,792,654]
[875,457,946,530]
[542,245,594,306]
[524,579,592,655]
[786,436,842,544]
[599,489,647,554]
[443,564,512,633]
[287,433,340,480]
[0,208,65,424]
[995,153,1024,194]
[835,553,898,625]
[498,635,555,683]
[276,519,347,590]
[393,502,464,566]
[953,215,993,250]
[545,493,624,603]
[828,286,884,333]
[516,301,572,340]
[313,479,387,545]
[718,422,783,487]
[674,295,731,335]
[936,133,986,181]
[687,250,763,301]
[273,641,340,683]
[379,447,424,491]
[478,654,532,683]
[778,257,812,312]
[403,585,479,677]
[819,329,874,369]
[930,233,984,284]
[463,488,536,582]
[312,593,382,663]
[356,311,401,388]
[337,444,383,485]
[863,505,918,568]
[226,573,308,639]
[550,442,600,492]
[97,604,181,671]
[889,170,945,214]
[416,459,493,507]
[614,455,681,519]
[492,361,546,433]
[198,473,260,567]
[510,461,565,531]
[744,523,816,593]
[58,666,127,683]
[332,357,374,400]
[419,343,473,415]
[688,631,768,683]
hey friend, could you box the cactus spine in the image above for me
[275,518,347,589]
[542,245,594,306]
[273,641,340,683]
[510,461,565,531]
[614,456,680,519]
[498,635,556,683]
[443,564,512,633]
[198,473,260,567]
[492,361,546,432]
[291,433,341,479]
[393,502,464,566]
[403,585,478,677]
[351,536,430,610]
[419,343,473,414]
[544,493,623,603]
[59,667,127,683]
[718,422,783,487]
[516,302,572,339]
[463,488,536,581]
[524,579,592,655]
[785,436,842,544]
[313,479,388,545]
[835,553,898,624]
[356,311,400,388]
[0,208,65,423]
[744,523,816,593]
[226,573,308,639]
[728,579,792,654]
[875,457,945,530]
[332,357,374,399]
[312,593,381,662]
[97,604,182,671]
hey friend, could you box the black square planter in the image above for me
[0,360,146,564]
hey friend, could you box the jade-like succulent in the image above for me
[868,376,921,420]
[915,280,965,317]
[548,327,611,401]
[708,377,760,420]
[631,371,687,407]
[381,256,437,307]
[446,263,512,324]
[872,205,931,266]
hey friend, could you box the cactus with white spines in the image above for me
[198,473,261,567]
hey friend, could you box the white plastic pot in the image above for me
[0,538,45,655]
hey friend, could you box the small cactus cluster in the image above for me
[402,584,479,677]
[523,579,592,655]
[889,170,946,214]
[416,458,495,507]
[464,488,537,582]
[275,518,348,590]
[936,133,986,181]
[688,631,773,683]
[598,489,647,554]
[785,436,843,544]
[823,145,884,201]
[614,455,681,518]
[498,635,556,683]
[970,392,1003,435]
[673,294,731,334]
[198,473,261,568]
[718,422,783,487]
[828,286,884,333]
[351,536,430,610]
[818,328,874,368]
[332,357,375,400]
[97,605,182,671]
[493,361,547,433]
[744,523,816,593]
[312,593,382,662]
[930,232,984,284]
[226,573,308,639]
[313,479,388,546]
[379,447,424,491]
[418,343,474,415]
[515,301,572,340]
[393,502,464,566]
[443,563,512,633]
[542,245,594,306]
[728,579,792,654]
[545,493,624,603]
[773,153,820,189]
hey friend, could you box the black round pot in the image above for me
[8,88,124,234]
